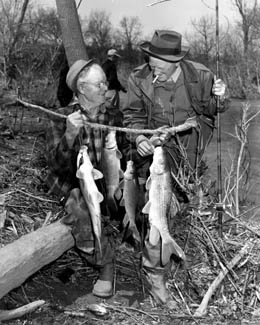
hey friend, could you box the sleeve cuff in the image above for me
[136,135,147,147]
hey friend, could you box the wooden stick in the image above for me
[17,98,197,135]
[147,0,171,6]
[0,300,45,321]
[194,242,252,317]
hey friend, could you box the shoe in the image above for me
[92,262,114,298]
[92,279,113,297]
[142,268,177,309]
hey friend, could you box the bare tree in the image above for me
[8,0,30,59]
[116,16,142,52]
[232,0,258,55]
[0,0,31,85]
[83,9,112,60]
[185,15,215,66]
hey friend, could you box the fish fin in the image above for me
[122,213,130,228]
[76,167,84,179]
[149,225,160,246]
[116,149,122,159]
[145,176,151,190]
[161,236,186,266]
[118,179,124,190]
[96,191,104,203]
[92,168,103,180]
[169,193,180,218]
[114,187,122,200]
[130,223,141,243]
[119,196,125,207]
[119,169,124,179]
[142,201,151,214]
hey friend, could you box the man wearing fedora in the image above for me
[45,59,121,298]
[102,49,127,109]
[122,30,229,307]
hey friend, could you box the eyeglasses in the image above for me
[82,80,108,89]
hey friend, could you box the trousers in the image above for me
[62,188,114,268]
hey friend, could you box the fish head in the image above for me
[104,130,117,149]
[124,160,135,180]
[150,146,166,175]
[77,145,90,168]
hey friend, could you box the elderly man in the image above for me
[122,30,229,307]
[102,49,127,109]
[45,59,120,298]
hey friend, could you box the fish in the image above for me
[142,146,186,265]
[101,130,124,213]
[76,145,103,255]
[119,160,141,243]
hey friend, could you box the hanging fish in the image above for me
[142,146,186,265]
[101,130,124,213]
[76,145,103,254]
[119,160,141,243]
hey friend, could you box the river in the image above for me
[204,99,260,205]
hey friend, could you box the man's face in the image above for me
[79,64,108,106]
[110,55,119,63]
[149,56,179,82]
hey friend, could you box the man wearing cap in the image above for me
[45,59,121,298]
[102,49,127,109]
[122,30,229,307]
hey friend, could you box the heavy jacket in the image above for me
[102,59,125,92]
[122,60,229,178]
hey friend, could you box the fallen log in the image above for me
[0,221,74,300]
[0,300,45,321]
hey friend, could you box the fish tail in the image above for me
[161,236,185,266]
[96,237,102,258]
[107,195,118,213]
[122,218,141,246]
[130,223,141,243]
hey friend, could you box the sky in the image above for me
[42,0,239,41]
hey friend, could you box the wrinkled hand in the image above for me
[136,135,154,157]
[150,126,172,146]
[212,76,226,98]
[105,90,116,102]
[65,110,86,146]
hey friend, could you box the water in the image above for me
[204,99,260,204]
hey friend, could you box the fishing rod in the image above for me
[215,0,224,237]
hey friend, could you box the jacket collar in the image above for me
[134,61,199,101]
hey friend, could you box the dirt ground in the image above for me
[1,101,260,325]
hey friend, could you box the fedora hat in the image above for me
[66,59,94,92]
[140,30,190,62]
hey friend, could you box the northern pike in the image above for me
[120,160,141,243]
[142,146,185,265]
[76,145,103,255]
[101,130,123,213]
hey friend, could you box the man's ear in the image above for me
[77,81,85,95]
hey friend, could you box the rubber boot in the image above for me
[142,237,177,309]
[92,262,114,298]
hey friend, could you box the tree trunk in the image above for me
[0,221,74,300]
[8,0,30,59]
[55,0,88,66]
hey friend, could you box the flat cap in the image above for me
[66,59,93,92]
[107,49,121,57]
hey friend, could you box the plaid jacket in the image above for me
[45,103,113,200]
